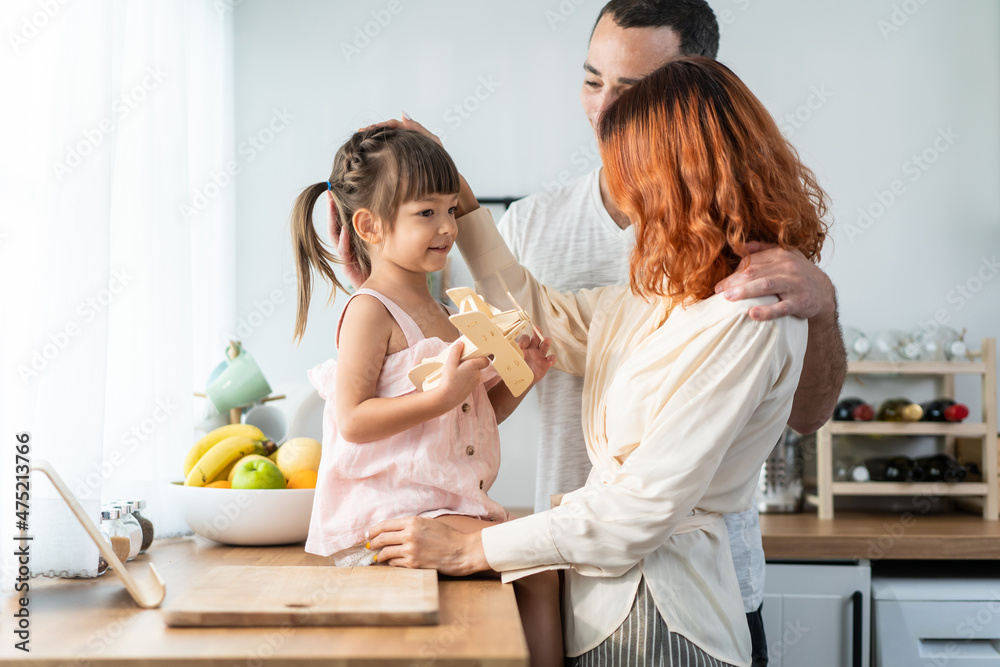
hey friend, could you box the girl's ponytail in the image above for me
[291,182,348,344]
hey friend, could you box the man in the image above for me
[496,2,846,665]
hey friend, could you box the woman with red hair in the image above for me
[370,56,830,666]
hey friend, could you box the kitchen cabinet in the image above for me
[763,561,871,667]
[873,564,1000,667]
[759,513,1000,667]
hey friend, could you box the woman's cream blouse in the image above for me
[457,207,808,666]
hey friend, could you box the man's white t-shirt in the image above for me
[497,167,765,613]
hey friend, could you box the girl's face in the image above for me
[379,192,459,276]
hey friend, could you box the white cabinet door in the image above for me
[764,562,871,667]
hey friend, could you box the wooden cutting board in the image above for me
[162,566,438,627]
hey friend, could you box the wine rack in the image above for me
[808,337,997,520]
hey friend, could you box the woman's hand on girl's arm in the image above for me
[357,114,480,217]
[368,516,490,576]
[336,297,485,443]
[488,335,555,424]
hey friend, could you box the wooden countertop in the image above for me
[1,536,528,666]
[760,511,1000,560]
[514,506,1000,560]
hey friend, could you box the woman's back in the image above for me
[582,289,805,508]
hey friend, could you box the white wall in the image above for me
[231,0,1000,507]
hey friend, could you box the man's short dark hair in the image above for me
[593,0,720,59]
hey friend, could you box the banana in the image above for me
[213,459,239,484]
[185,435,277,487]
[184,424,266,477]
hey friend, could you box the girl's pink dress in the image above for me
[304,288,511,561]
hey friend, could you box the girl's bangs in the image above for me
[395,140,461,204]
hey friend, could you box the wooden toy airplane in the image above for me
[408,287,543,398]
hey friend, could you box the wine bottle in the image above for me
[866,456,919,482]
[915,326,968,362]
[877,398,924,422]
[920,399,970,422]
[833,398,875,421]
[871,330,921,363]
[914,454,968,483]
[843,326,871,361]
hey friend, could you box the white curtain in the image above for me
[1,0,235,583]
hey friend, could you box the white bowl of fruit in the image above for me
[169,425,321,546]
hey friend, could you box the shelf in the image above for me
[827,422,987,436]
[847,360,986,375]
[830,482,988,496]
[816,338,997,520]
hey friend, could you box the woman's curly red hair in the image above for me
[598,56,829,303]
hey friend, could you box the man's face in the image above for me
[581,15,683,134]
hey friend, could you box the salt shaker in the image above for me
[110,502,142,561]
[99,509,131,568]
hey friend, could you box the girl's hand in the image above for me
[518,334,555,384]
[434,341,490,410]
[368,516,489,575]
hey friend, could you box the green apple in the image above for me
[230,458,286,490]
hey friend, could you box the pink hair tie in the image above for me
[327,191,366,289]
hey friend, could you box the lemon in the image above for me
[271,437,321,479]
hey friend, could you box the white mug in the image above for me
[243,404,289,444]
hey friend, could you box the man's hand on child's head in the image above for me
[518,334,555,384]
[358,112,443,148]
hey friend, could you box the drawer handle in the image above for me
[920,638,1000,657]
[851,590,863,667]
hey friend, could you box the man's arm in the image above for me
[787,300,847,433]
[714,243,847,434]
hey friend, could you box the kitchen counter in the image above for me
[511,506,1000,560]
[1,535,528,666]
[760,511,1000,560]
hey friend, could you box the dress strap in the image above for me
[336,288,427,349]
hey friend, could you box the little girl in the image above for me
[290,127,562,666]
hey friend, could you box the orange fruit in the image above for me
[286,470,317,489]
[206,480,231,488]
